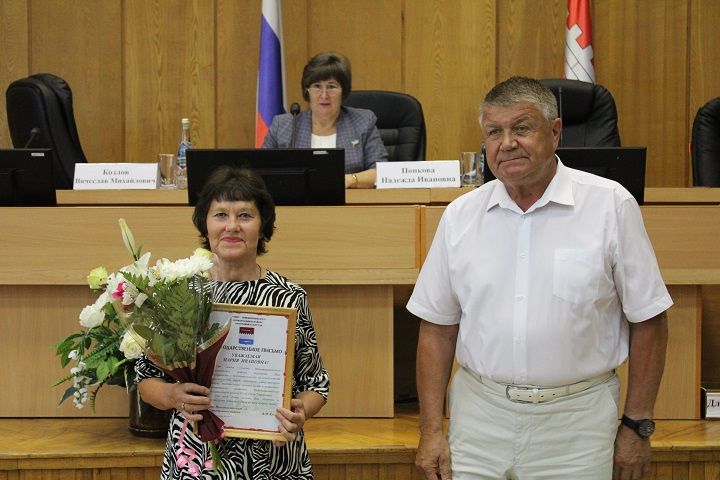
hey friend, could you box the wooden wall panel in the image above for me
[405,0,496,160]
[307,285,394,417]
[216,0,261,148]
[689,0,720,175]
[701,286,720,385]
[594,1,689,187]
[29,0,123,164]
[0,0,28,148]
[124,0,215,163]
[283,1,310,111]
[307,0,402,92]
[1,0,720,184]
[497,0,566,80]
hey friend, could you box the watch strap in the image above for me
[621,414,655,438]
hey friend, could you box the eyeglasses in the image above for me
[307,82,342,96]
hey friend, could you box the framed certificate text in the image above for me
[208,303,296,441]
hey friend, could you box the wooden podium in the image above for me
[1,188,718,419]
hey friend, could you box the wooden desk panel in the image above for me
[0,205,419,286]
[56,187,720,207]
[644,187,720,205]
[0,205,419,418]
[421,205,720,285]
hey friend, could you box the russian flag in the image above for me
[564,0,595,83]
[255,0,286,147]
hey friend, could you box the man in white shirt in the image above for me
[408,77,671,480]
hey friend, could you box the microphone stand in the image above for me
[557,87,563,147]
[289,103,301,148]
[24,127,40,148]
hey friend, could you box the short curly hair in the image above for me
[192,166,276,255]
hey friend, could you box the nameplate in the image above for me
[706,389,720,418]
[376,161,460,189]
[73,163,159,190]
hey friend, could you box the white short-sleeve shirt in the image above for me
[407,158,673,387]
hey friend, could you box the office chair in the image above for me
[691,97,720,187]
[540,79,621,147]
[6,73,87,189]
[343,90,426,162]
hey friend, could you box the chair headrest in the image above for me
[5,73,86,189]
[343,90,426,162]
[691,97,720,186]
[539,78,621,147]
[540,78,597,123]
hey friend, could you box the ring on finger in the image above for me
[181,402,186,411]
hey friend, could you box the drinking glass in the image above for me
[158,154,177,189]
[460,151,481,186]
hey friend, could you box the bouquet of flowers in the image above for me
[54,219,218,410]
[56,218,232,475]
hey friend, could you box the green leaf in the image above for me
[96,362,110,382]
[132,324,154,340]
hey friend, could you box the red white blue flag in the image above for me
[255,0,286,147]
[564,0,595,83]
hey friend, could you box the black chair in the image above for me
[5,73,87,189]
[343,90,426,162]
[691,97,720,187]
[540,79,621,147]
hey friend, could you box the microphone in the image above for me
[557,87,563,147]
[289,102,301,148]
[23,127,40,148]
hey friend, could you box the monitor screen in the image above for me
[0,148,57,206]
[482,147,647,205]
[186,148,345,206]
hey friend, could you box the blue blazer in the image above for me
[262,106,388,173]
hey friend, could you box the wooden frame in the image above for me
[208,303,296,441]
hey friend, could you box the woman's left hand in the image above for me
[273,398,306,446]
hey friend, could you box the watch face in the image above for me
[638,419,655,438]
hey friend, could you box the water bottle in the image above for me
[176,118,192,189]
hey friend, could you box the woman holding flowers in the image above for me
[136,167,330,479]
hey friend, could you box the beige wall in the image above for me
[1,0,719,186]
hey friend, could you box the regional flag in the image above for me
[255,0,286,147]
[564,0,595,83]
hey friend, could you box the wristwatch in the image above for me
[621,415,655,439]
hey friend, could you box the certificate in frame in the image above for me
[207,303,296,441]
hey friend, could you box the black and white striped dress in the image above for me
[135,270,330,479]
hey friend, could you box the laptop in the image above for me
[186,148,346,206]
[0,148,57,206]
[482,147,647,205]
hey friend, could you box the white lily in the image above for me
[118,218,141,260]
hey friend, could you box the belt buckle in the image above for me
[505,385,541,404]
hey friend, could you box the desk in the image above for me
[645,187,720,205]
[56,187,720,206]
[0,205,418,418]
[3,188,719,420]
[55,187,476,206]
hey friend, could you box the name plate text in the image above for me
[74,163,159,190]
[376,161,460,189]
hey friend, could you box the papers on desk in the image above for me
[73,163,159,190]
[376,160,460,189]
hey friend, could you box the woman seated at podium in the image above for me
[262,51,388,189]
[136,166,330,479]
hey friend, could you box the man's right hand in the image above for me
[415,432,452,480]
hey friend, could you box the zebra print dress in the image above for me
[135,270,330,479]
